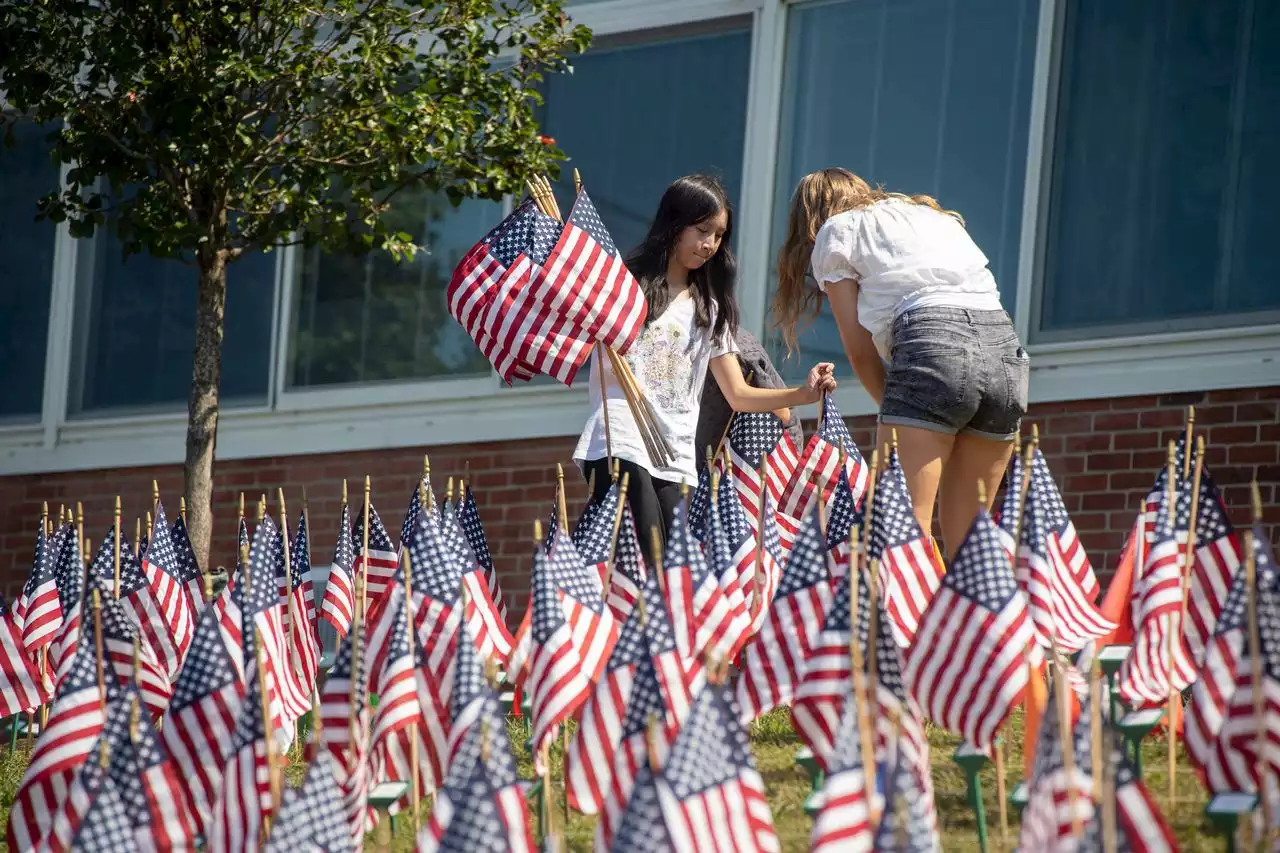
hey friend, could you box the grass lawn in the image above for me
[0,708,1225,851]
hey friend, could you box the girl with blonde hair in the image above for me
[774,168,1029,559]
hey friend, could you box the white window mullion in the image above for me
[39,162,80,448]
[270,240,298,409]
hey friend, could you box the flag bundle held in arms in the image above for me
[903,504,1033,752]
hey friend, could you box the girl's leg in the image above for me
[612,460,669,567]
[936,432,1016,559]
[874,423,954,548]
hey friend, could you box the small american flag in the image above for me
[400,476,435,551]
[96,591,173,719]
[141,502,196,672]
[824,464,860,580]
[735,507,832,722]
[604,506,647,623]
[869,449,945,648]
[1180,468,1243,665]
[441,500,513,665]
[318,631,372,844]
[665,499,733,666]
[778,396,869,522]
[444,614,489,775]
[353,502,400,612]
[1019,454,1117,655]
[872,727,941,853]
[458,484,506,622]
[170,512,206,616]
[996,444,1025,562]
[7,639,119,853]
[572,481,620,593]
[264,751,357,853]
[320,504,358,638]
[368,579,429,813]
[288,508,321,702]
[727,411,800,526]
[612,765,676,853]
[687,464,714,544]
[1186,527,1280,794]
[117,524,182,682]
[48,524,85,687]
[810,696,873,853]
[0,593,49,718]
[207,638,273,853]
[161,581,247,836]
[417,692,534,853]
[903,507,1033,752]
[245,518,310,731]
[60,778,140,853]
[18,525,61,654]
[447,200,545,378]
[706,471,758,661]
[654,682,780,852]
[1019,677,1095,851]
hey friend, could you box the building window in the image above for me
[287,190,500,389]
[68,237,275,417]
[0,120,60,422]
[1036,0,1280,341]
[766,0,1039,378]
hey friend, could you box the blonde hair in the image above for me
[772,168,962,354]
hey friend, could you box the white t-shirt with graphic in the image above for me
[574,294,737,486]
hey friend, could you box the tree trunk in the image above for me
[184,248,228,572]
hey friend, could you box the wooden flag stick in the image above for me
[1101,737,1118,853]
[650,526,666,596]
[1050,643,1084,838]
[573,168,582,195]
[76,502,84,556]
[40,502,48,540]
[239,492,246,524]
[602,472,632,593]
[1090,659,1103,802]
[254,626,282,831]
[1245,484,1272,838]
[1183,406,1196,479]
[753,453,770,623]
[556,464,569,534]
[92,589,109,766]
[134,518,141,559]
[152,479,160,514]
[596,342,614,472]
[1163,440,1178,806]
[113,497,122,599]
[179,496,187,524]
[146,510,153,542]
[360,475,371,624]
[400,546,422,827]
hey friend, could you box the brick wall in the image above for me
[2,386,1277,627]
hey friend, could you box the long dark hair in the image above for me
[624,174,739,342]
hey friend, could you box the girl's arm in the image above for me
[825,278,885,406]
[709,356,836,413]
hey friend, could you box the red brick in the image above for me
[1086,452,1132,472]
[1235,402,1279,422]
[1230,444,1280,465]
[1066,434,1111,453]
[1210,425,1259,445]
[1094,412,1140,432]
[1064,474,1109,493]
[1139,409,1189,429]
[1208,388,1261,402]
[1082,492,1129,511]
[1048,414,1094,434]
[1113,432,1161,451]
[1108,396,1159,411]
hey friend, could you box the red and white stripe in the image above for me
[320,565,355,639]
[207,736,272,853]
[357,545,400,611]
[253,603,311,731]
[656,766,781,853]
[415,776,535,853]
[777,435,869,524]
[878,538,946,649]
[318,643,372,843]
[485,256,597,385]
[1018,767,1095,853]
[810,760,873,853]
[520,614,595,776]
[0,609,50,717]
[120,590,182,681]
[288,585,320,703]
[141,558,194,673]
[461,572,513,668]
[1020,530,1116,655]
[19,578,61,655]
[49,601,82,690]
[103,635,171,719]
[1118,534,1199,706]
[1182,529,1244,666]
[735,578,832,722]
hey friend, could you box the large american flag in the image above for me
[161,581,247,836]
[604,506,647,624]
[568,574,697,834]
[207,637,274,853]
[416,693,534,853]
[735,508,833,721]
[170,512,207,616]
[17,524,61,654]
[654,682,780,852]
[263,751,357,853]
[777,395,869,522]
[288,509,320,703]
[903,507,1033,752]
[706,471,758,661]
[665,500,733,666]
[0,593,48,718]
[1019,679,1095,851]
[1019,455,1117,654]
[7,640,119,853]
[319,503,358,637]
[141,502,195,673]
[872,728,941,853]
[446,199,543,381]
[1186,527,1280,795]
[317,631,371,845]
[868,449,945,648]
[572,481,620,593]
[440,500,513,665]
[458,483,507,622]
[810,695,873,853]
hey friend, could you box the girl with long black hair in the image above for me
[574,174,837,562]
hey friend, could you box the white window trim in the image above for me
[2,0,1278,480]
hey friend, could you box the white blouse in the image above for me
[810,198,1004,359]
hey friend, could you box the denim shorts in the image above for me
[879,306,1029,441]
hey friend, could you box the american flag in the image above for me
[665,499,733,666]
[170,512,207,616]
[353,502,401,612]
[416,692,535,853]
[96,590,173,719]
[57,777,140,853]
[440,500,513,665]
[41,684,196,853]
[447,200,544,381]
[1118,480,1198,706]
[727,411,800,527]
[1180,468,1243,665]
[320,503,357,637]
[653,681,780,852]
[568,573,697,828]
[1079,733,1179,853]
[117,523,182,682]
[825,464,860,581]
[244,518,311,732]
[444,613,490,776]
[317,631,372,844]
[810,694,873,853]
[687,464,714,544]
[7,639,119,853]
[288,508,320,702]
[1019,455,1117,655]
[868,448,945,648]
[18,524,61,654]
[48,523,84,687]
[612,764,676,853]
[1019,677,1095,852]
[263,751,357,853]
[706,471,758,662]
[458,483,507,622]
[490,189,648,385]
[778,395,869,522]
[902,507,1033,752]
[996,442,1025,562]
[161,580,246,836]
[735,507,832,721]
[400,476,435,551]
[604,506,647,623]
[208,636,274,853]
[368,579,429,814]
[141,501,195,672]
[572,481,620,593]
[0,593,49,718]
[1186,527,1280,794]
[508,530,605,775]
[872,727,941,853]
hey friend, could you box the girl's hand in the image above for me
[803,362,838,402]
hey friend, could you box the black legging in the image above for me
[581,457,682,568]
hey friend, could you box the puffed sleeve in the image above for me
[809,214,863,291]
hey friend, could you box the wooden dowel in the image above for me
[113,497,122,599]
[602,473,632,593]
[401,547,421,827]
[1163,440,1178,806]
[595,342,614,473]
[361,475,371,623]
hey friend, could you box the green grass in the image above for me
[0,709,1226,851]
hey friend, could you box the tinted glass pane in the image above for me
[766,0,1037,378]
[69,241,275,415]
[1039,0,1280,337]
[0,121,60,421]
[288,189,498,388]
